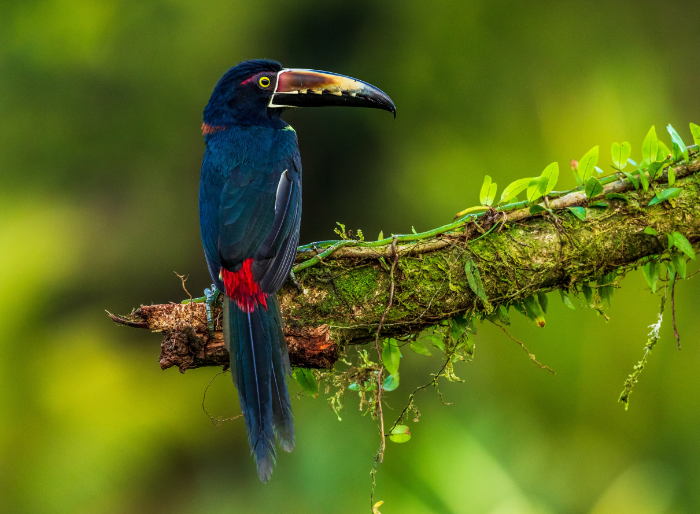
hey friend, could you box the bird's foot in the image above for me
[204,285,222,338]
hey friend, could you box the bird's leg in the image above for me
[204,284,222,338]
[289,269,302,291]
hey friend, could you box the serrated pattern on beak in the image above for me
[269,69,395,116]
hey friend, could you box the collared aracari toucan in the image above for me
[199,59,395,481]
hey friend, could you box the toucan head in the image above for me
[203,59,395,128]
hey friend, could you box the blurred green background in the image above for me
[2,1,700,512]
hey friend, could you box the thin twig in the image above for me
[672,274,680,349]
[202,370,243,426]
[374,236,399,356]
[377,369,385,463]
[174,272,193,301]
[489,320,555,374]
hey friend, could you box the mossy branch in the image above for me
[109,154,700,371]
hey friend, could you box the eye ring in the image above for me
[259,76,271,88]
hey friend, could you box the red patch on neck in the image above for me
[221,259,268,313]
[202,123,226,135]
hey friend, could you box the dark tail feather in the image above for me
[267,293,295,451]
[223,295,294,482]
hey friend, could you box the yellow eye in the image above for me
[259,76,271,88]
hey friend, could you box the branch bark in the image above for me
[109,156,700,371]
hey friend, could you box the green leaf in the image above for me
[382,372,400,392]
[668,124,689,162]
[578,146,599,182]
[559,290,576,310]
[349,380,375,392]
[642,260,660,293]
[622,171,639,190]
[611,142,631,170]
[572,159,582,186]
[690,123,700,146]
[638,170,649,192]
[480,175,492,206]
[449,315,470,341]
[293,368,319,397]
[642,126,659,164]
[588,201,608,208]
[537,292,548,314]
[412,226,417,234]
[648,187,681,206]
[657,140,671,162]
[540,162,559,195]
[522,296,545,327]
[409,341,432,356]
[605,193,629,202]
[672,254,687,278]
[499,177,533,204]
[388,424,411,443]
[529,204,547,215]
[665,261,676,282]
[568,206,586,221]
[667,232,675,249]
[382,338,401,376]
[417,328,445,352]
[671,232,695,260]
[668,167,675,185]
[644,226,658,235]
[584,176,604,199]
[526,176,548,204]
[582,284,593,306]
[672,143,683,162]
[485,183,497,206]
[647,161,665,181]
[598,273,615,307]
[497,304,511,325]
[464,258,488,304]
[378,230,384,241]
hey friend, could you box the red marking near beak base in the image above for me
[221,259,268,313]
[202,123,227,135]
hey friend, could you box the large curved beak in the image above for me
[269,69,396,117]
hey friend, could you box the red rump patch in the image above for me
[221,259,268,313]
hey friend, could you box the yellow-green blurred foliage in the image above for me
[2,1,700,512]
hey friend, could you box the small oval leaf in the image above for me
[667,124,689,162]
[293,368,319,397]
[499,177,533,204]
[584,176,604,199]
[527,176,548,204]
[568,206,586,221]
[642,126,659,164]
[648,187,681,206]
[579,146,599,181]
[612,141,631,170]
[409,341,432,356]
[540,162,559,195]
[389,424,411,443]
[671,232,695,260]
[382,372,400,392]
[690,123,700,146]
[479,175,492,206]
[382,338,401,376]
